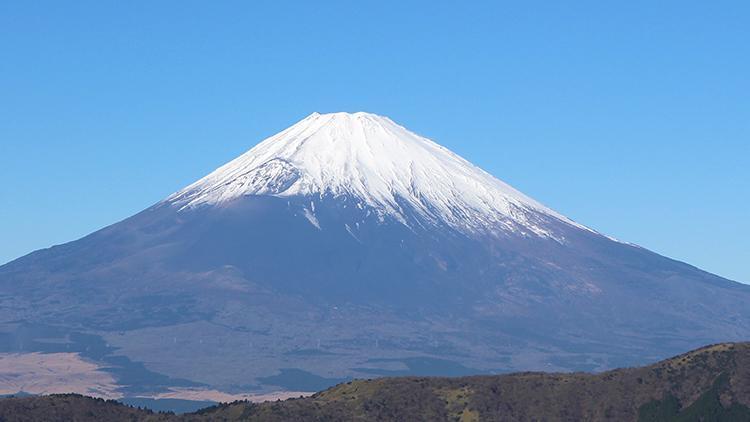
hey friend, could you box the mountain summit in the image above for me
[168,112,584,238]
[1,112,749,395]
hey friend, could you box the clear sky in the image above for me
[1,1,748,282]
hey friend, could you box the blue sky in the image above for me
[1,1,748,282]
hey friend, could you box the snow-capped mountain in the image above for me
[169,112,589,239]
[1,112,748,395]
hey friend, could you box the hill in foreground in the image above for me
[1,342,750,421]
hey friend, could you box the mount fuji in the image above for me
[1,112,748,395]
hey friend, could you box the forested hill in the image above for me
[2,342,750,421]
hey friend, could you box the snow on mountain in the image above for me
[167,112,592,238]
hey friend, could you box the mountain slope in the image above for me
[2,342,750,421]
[0,112,748,395]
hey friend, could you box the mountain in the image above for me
[167,111,583,238]
[3,342,750,421]
[0,112,748,396]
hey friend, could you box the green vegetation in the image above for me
[0,394,173,421]
[638,373,750,421]
[2,342,750,421]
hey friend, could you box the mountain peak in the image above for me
[308,110,388,118]
[167,112,589,238]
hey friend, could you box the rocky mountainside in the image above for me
[1,112,748,395]
[2,342,750,421]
